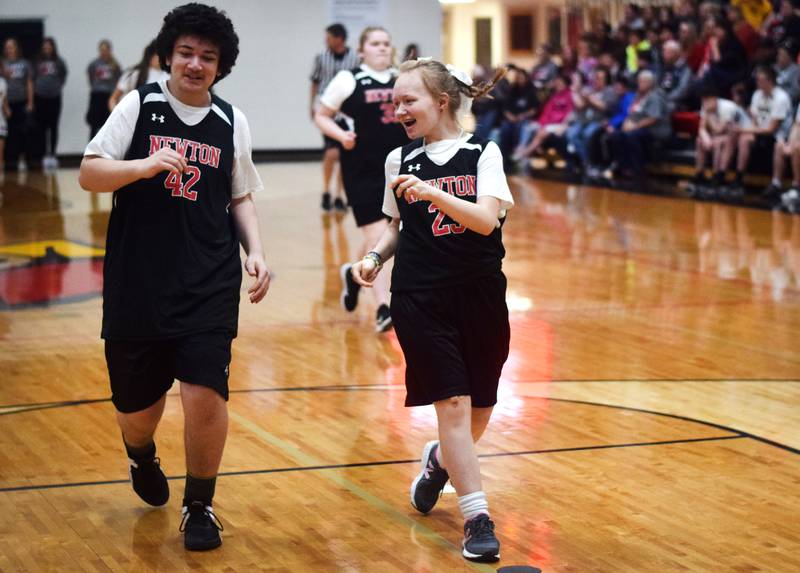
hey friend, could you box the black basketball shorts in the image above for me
[391,272,511,408]
[351,202,391,227]
[105,330,233,413]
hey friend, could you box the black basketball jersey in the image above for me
[391,136,506,292]
[102,82,241,340]
[339,66,408,205]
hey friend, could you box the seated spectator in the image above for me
[625,28,651,75]
[657,5,677,29]
[679,20,706,74]
[776,103,800,212]
[775,39,800,104]
[763,102,800,201]
[675,0,699,25]
[731,0,774,30]
[689,84,748,192]
[645,26,663,69]
[530,44,559,99]
[698,15,748,96]
[623,4,646,31]
[591,74,637,174]
[497,66,539,168]
[762,0,795,45]
[726,4,760,60]
[635,48,658,78]
[594,22,617,56]
[609,70,672,183]
[659,23,677,45]
[659,39,694,111]
[597,51,622,80]
[512,74,573,163]
[565,67,618,174]
[732,65,793,193]
[577,35,598,79]
[698,0,723,21]
[783,0,800,45]
[472,65,502,141]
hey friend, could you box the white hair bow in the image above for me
[445,64,474,118]
[445,63,473,86]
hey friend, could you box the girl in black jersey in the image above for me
[314,26,408,333]
[79,4,269,552]
[349,59,511,563]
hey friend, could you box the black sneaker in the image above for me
[375,304,392,333]
[761,182,783,198]
[690,172,707,186]
[321,192,332,211]
[721,182,745,200]
[180,501,223,551]
[128,456,169,506]
[410,440,449,513]
[462,514,500,562]
[340,263,361,312]
[333,197,347,212]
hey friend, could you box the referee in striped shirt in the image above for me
[310,23,360,211]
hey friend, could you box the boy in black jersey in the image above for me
[349,59,512,562]
[79,4,269,551]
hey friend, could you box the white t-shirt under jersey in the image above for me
[85,79,263,199]
[382,134,514,221]
[319,64,395,111]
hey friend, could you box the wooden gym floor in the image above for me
[0,164,798,572]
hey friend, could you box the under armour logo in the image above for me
[361,79,372,85]
[151,113,164,123]
[408,163,421,172]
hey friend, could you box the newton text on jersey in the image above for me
[148,135,222,169]
[404,175,477,204]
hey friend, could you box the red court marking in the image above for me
[0,260,104,306]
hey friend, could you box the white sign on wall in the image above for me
[328,0,387,40]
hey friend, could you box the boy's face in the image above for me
[702,96,717,113]
[168,35,221,96]
[756,71,772,92]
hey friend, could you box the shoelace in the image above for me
[467,516,495,540]
[179,504,224,533]
[422,459,435,480]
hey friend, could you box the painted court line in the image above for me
[228,410,496,572]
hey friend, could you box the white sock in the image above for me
[772,177,782,186]
[458,491,489,521]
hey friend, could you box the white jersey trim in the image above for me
[382,136,514,220]
[83,79,262,199]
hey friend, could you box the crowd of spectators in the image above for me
[473,0,800,213]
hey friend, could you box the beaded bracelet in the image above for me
[364,251,383,268]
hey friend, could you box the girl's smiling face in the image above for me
[393,69,444,140]
[360,30,392,71]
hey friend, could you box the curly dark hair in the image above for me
[155,3,239,84]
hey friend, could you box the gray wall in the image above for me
[1,0,441,154]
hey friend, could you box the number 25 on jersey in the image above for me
[164,166,201,201]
